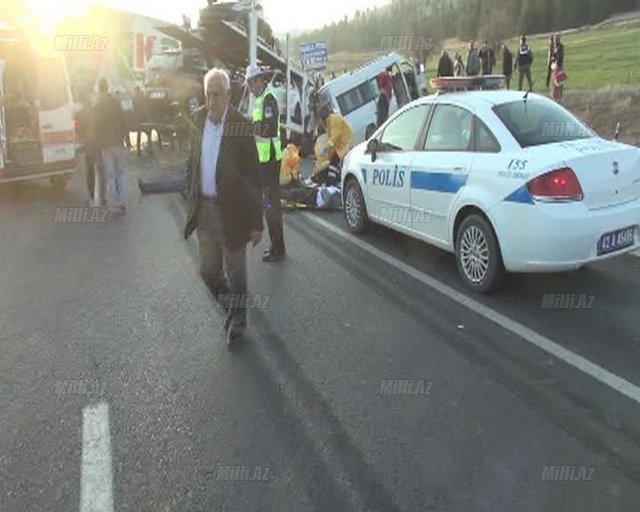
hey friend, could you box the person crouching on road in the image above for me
[91,78,128,213]
[183,68,263,347]
[246,65,286,263]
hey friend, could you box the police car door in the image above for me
[365,104,430,228]
[411,103,475,244]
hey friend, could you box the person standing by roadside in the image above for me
[550,32,566,102]
[466,39,481,76]
[514,35,534,91]
[545,35,555,89]
[453,53,465,77]
[183,68,263,347]
[437,49,455,77]
[77,89,105,206]
[91,78,128,213]
[246,65,286,263]
[479,41,496,75]
[501,43,513,89]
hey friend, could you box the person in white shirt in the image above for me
[183,68,263,347]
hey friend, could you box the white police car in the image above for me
[341,77,640,293]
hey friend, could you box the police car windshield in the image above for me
[493,99,594,148]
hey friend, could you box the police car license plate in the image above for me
[597,226,635,256]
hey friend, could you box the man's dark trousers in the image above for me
[197,198,248,330]
[262,159,285,256]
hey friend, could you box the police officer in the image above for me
[246,65,285,262]
[514,35,534,91]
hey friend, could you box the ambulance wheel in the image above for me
[51,175,72,190]
[344,178,369,234]
[455,214,505,294]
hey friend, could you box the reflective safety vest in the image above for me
[252,86,283,163]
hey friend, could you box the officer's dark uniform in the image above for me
[253,84,285,261]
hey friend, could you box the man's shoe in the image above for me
[262,251,285,263]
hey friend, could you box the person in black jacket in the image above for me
[501,43,513,89]
[545,34,555,89]
[478,41,496,75]
[514,35,534,91]
[91,79,128,212]
[550,33,566,100]
[76,90,105,205]
[437,49,454,77]
[183,68,263,346]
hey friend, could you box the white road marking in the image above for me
[302,213,640,405]
[80,402,114,512]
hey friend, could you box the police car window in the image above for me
[423,104,473,152]
[379,104,429,151]
[493,99,594,148]
[474,117,501,153]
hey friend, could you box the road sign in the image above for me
[300,41,327,69]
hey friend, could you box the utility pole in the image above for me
[248,0,258,69]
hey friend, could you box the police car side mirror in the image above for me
[366,138,379,162]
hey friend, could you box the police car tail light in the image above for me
[527,167,583,202]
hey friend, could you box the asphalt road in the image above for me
[1,150,640,512]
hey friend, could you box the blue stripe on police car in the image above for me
[410,172,467,193]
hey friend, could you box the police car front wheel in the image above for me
[344,179,369,234]
[455,214,504,294]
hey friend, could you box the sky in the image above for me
[23,0,393,36]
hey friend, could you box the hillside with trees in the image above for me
[293,0,640,60]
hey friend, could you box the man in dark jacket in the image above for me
[514,35,534,91]
[545,34,555,88]
[437,49,454,77]
[501,43,513,89]
[552,33,565,69]
[479,41,496,75]
[76,89,105,205]
[184,68,263,346]
[91,79,128,212]
[466,39,480,76]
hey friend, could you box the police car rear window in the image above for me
[493,99,594,148]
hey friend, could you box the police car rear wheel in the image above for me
[344,179,369,234]
[456,214,504,294]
